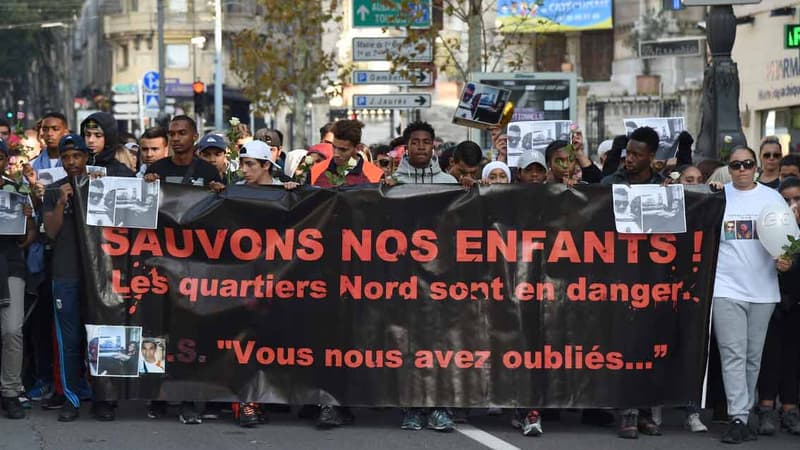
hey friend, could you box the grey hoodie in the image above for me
[394,155,457,184]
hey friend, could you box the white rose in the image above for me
[304,155,315,165]
[723,135,732,144]
[229,117,240,127]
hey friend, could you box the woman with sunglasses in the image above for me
[758,137,783,189]
[712,146,793,444]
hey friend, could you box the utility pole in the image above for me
[157,0,166,114]
[214,0,223,130]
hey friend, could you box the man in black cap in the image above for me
[197,133,240,185]
[42,134,91,422]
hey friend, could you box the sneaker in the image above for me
[757,406,778,436]
[42,394,66,410]
[722,418,757,444]
[238,402,260,428]
[400,408,425,431]
[684,412,708,432]
[638,414,661,436]
[58,402,79,422]
[146,401,167,419]
[618,411,638,439]
[520,409,543,437]
[427,408,455,432]
[25,379,52,401]
[17,394,31,410]
[92,401,116,421]
[316,405,352,428]
[1,396,26,419]
[179,402,202,425]
[781,408,800,435]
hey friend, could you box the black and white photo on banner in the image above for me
[453,82,512,129]
[506,120,571,167]
[612,184,687,234]
[623,117,686,160]
[0,190,28,235]
[87,177,160,229]
[36,166,105,186]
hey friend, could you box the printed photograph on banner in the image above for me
[86,177,160,229]
[452,82,512,129]
[623,117,686,160]
[612,185,643,233]
[639,184,687,234]
[85,325,100,376]
[0,191,28,235]
[507,120,571,167]
[86,178,116,227]
[36,167,67,186]
[95,325,142,377]
[613,184,687,234]
[86,165,107,177]
[139,337,166,374]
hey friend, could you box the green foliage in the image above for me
[230,0,350,118]
[782,235,800,259]
[0,0,83,79]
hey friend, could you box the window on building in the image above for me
[535,34,567,72]
[580,30,614,82]
[166,44,190,68]
[225,0,244,13]
[117,43,129,71]
[168,0,188,13]
[128,0,138,12]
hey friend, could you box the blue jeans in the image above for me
[53,278,82,408]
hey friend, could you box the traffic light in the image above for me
[5,112,11,119]
[193,81,205,115]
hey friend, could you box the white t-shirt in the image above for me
[714,183,784,303]
[49,158,59,167]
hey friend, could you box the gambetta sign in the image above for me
[73,181,725,408]
[496,0,613,33]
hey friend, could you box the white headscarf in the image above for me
[284,149,309,178]
[481,161,511,183]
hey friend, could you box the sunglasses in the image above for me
[615,200,629,208]
[377,159,391,168]
[728,160,756,170]
[762,152,781,159]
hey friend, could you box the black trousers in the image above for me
[758,306,800,405]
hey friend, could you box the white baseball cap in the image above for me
[596,139,613,158]
[516,150,547,170]
[239,140,274,163]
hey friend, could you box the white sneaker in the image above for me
[684,412,708,432]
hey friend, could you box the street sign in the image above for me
[639,38,704,59]
[112,103,139,114]
[353,0,431,28]
[787,24,800,49]
[114,113,139,121]
[165,83,194,97]
[112,94,138,103]
[352,37,433,62]
[144,94,160,110]
[111,83,137,95]
[353,70,433,86]
[352,93,431,109]
[143,71,160,91]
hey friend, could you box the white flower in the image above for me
[669,171,680,181]
[229,117,240,127]
[723,135,732,144]
[303,155,315,166]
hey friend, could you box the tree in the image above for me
[231,0,349,149]
[386,0,553,83]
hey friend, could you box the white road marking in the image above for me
[456,424,522,450]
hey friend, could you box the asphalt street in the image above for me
[1,402,798,449]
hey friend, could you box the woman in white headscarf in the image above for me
[481,161,511,184]
[284,149,309,182]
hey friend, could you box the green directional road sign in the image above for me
[353,0,431,28]
[786,24,800,49]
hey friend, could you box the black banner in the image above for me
[75,181,725,408]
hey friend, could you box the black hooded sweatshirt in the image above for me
[80,112,135,178]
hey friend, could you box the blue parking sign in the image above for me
[355,96,367,107]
